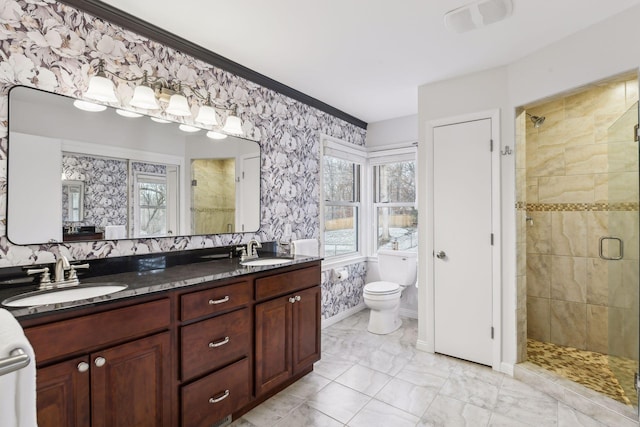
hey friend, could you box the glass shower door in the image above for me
[606,101,639,413]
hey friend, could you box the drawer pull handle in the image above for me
[208,337,230,348]
[209,296,230,305]
[209,390,230,404]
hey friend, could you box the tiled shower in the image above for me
[516,72,640,408]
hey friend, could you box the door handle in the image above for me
[435,251,446,259]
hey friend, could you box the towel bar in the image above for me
[0,348,30,377]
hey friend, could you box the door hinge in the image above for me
[491,326,494,339]
[490,139,494,152]
[635,372,640,391]
[491,233,494,246]
[634,124,639,142]
[191,179,197,186]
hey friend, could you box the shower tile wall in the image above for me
[519,76,639,360]
[191,159,236,234]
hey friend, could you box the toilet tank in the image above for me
[378,250,417,286]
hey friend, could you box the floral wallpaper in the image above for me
[62,153,128,228]
[0,0,367,320]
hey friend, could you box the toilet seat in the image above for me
[364,281,400,295]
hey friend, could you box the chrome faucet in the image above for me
[54,255,71,284]
[26,255,90,290]
[247,239,262,259]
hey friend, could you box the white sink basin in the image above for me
[2,283,127,307]
[241,258,292,267]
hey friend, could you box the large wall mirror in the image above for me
[7,86,261,245]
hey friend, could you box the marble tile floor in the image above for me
[231,309,629,427]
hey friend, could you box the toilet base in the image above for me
[367,308,402,335]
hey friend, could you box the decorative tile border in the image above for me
[516,202,639,212]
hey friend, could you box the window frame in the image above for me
[133,171,168,237]
[368,146,418,255]
[320,135,368,265]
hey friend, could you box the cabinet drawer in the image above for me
[25,298,170,365]
[181,358,250,427]
[181,280,251,321]
[255,265,320,301]
[180,308,250,380]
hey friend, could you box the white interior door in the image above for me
[433,119,493,366]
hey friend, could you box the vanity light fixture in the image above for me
[82,59,246,136]
[222,111,243,135]
[73,99,107,112]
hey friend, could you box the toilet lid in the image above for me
[365,281,400,294]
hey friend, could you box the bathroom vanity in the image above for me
[6,253,321,427]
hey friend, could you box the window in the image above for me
[135,173,167,236]
[322,139,365,259]
[373,159,417,251]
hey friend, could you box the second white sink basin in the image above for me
[241,258,293,267]
[2,283,127,307]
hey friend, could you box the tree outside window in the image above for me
[374,160,417,251]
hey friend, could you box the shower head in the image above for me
[526,113,546,128]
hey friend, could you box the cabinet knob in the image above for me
[295,295,301,302]
[288,297,296,304]
[77,362,89,373]
[209,296,230,305]
[208,336,230,348]
[94,357,106,367]
[209,390,230,404]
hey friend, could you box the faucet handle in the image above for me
[27,267,51,284]
[67,263,89,280]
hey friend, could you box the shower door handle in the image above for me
[599,236,623,260]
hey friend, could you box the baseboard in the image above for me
[500,362,514,376]
[416,339,431,352]
[321,303,366,329]
[399,307,418,319]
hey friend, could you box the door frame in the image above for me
[417,109,502,371]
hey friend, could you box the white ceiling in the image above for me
[100,0,640,124]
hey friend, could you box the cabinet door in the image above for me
[255,296,292,396]
[292,286,321,373]
[91,332,171,427]
[37,357,91,427]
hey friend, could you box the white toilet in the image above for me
[363,249,417,334]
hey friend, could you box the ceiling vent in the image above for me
[444,0,513,33]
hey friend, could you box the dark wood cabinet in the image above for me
[254,266,321,396]
[24,261,321,427]
[36,332,170,427]
[36,357,90,427]
[26,298,171,427]
[91,332,171,427]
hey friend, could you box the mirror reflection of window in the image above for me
[62,180,85,222]
[134,173,168,237]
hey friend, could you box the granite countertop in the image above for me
[0,253,321,319]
